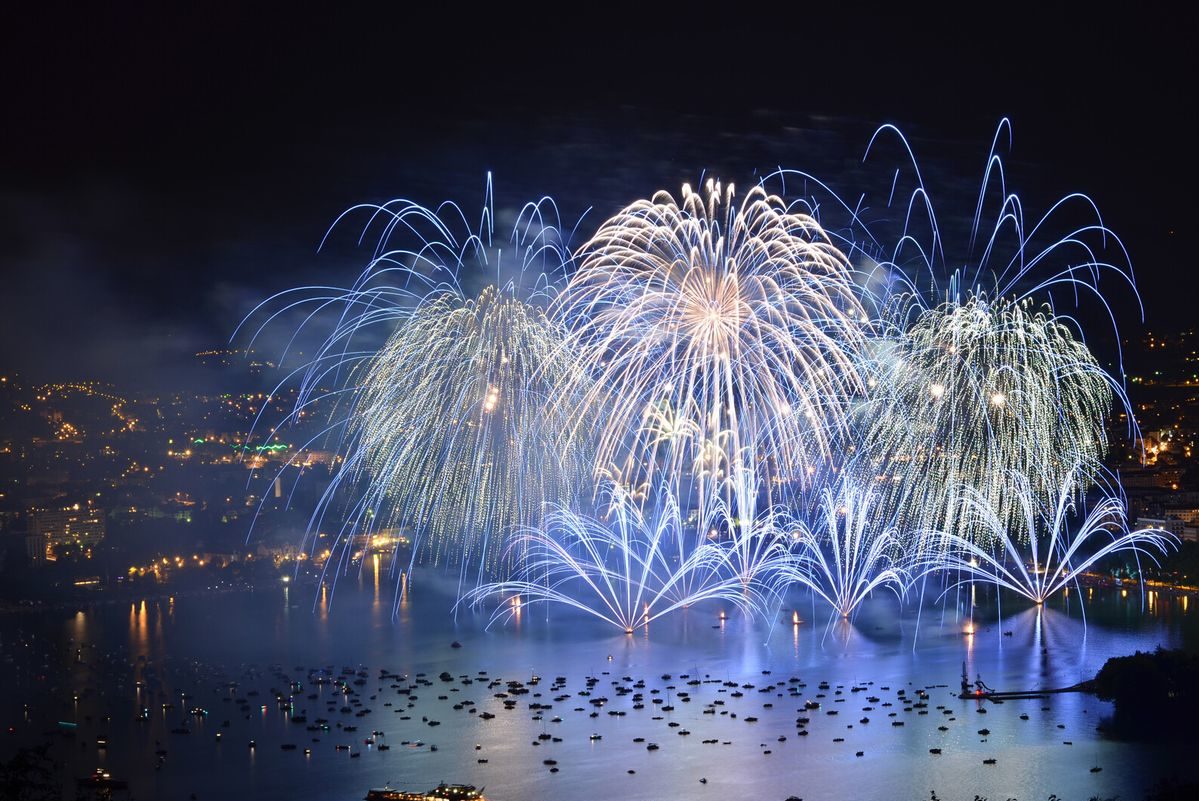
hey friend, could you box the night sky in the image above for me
[3,8,1195,389]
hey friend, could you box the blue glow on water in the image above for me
[3,577,1196,800]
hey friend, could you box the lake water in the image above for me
[3,568,1197,801]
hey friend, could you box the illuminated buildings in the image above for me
[27,501,106,561]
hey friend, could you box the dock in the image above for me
[957,684,1091,701]
[957,662,1093,700]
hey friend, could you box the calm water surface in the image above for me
[3,569,1196,801]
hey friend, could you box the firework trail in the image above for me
[706,453,792,589]
[758,121,1143,546]
[345,286,590,574]
[554,178,871,511]
[779,480,910,619]
[237,181,592,597]
[926,462,1176,607]
[459,483,763,633]
[778,120,1142,325]
[854,292,1119,547]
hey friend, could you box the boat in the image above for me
[77,768,128,790]
[365,784,486,801]
[428,784,485,800]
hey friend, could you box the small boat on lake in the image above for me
[78,768,128,791]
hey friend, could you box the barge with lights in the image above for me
[366,783,485,801]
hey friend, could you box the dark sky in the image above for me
[2,7,1195,389]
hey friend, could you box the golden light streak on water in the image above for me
[129,601,148,658]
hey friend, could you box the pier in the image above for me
[957,662,1093,700]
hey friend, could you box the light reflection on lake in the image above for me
[3,573,1196,801]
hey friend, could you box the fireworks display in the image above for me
[929,462,1175,606]
[248,124,1168,630]
[344,287,589,573]
[856,292,1116,547]
[554,179,870,500]
[239,186,591,593]
[781,481,910,619]
[461,484,760,633]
